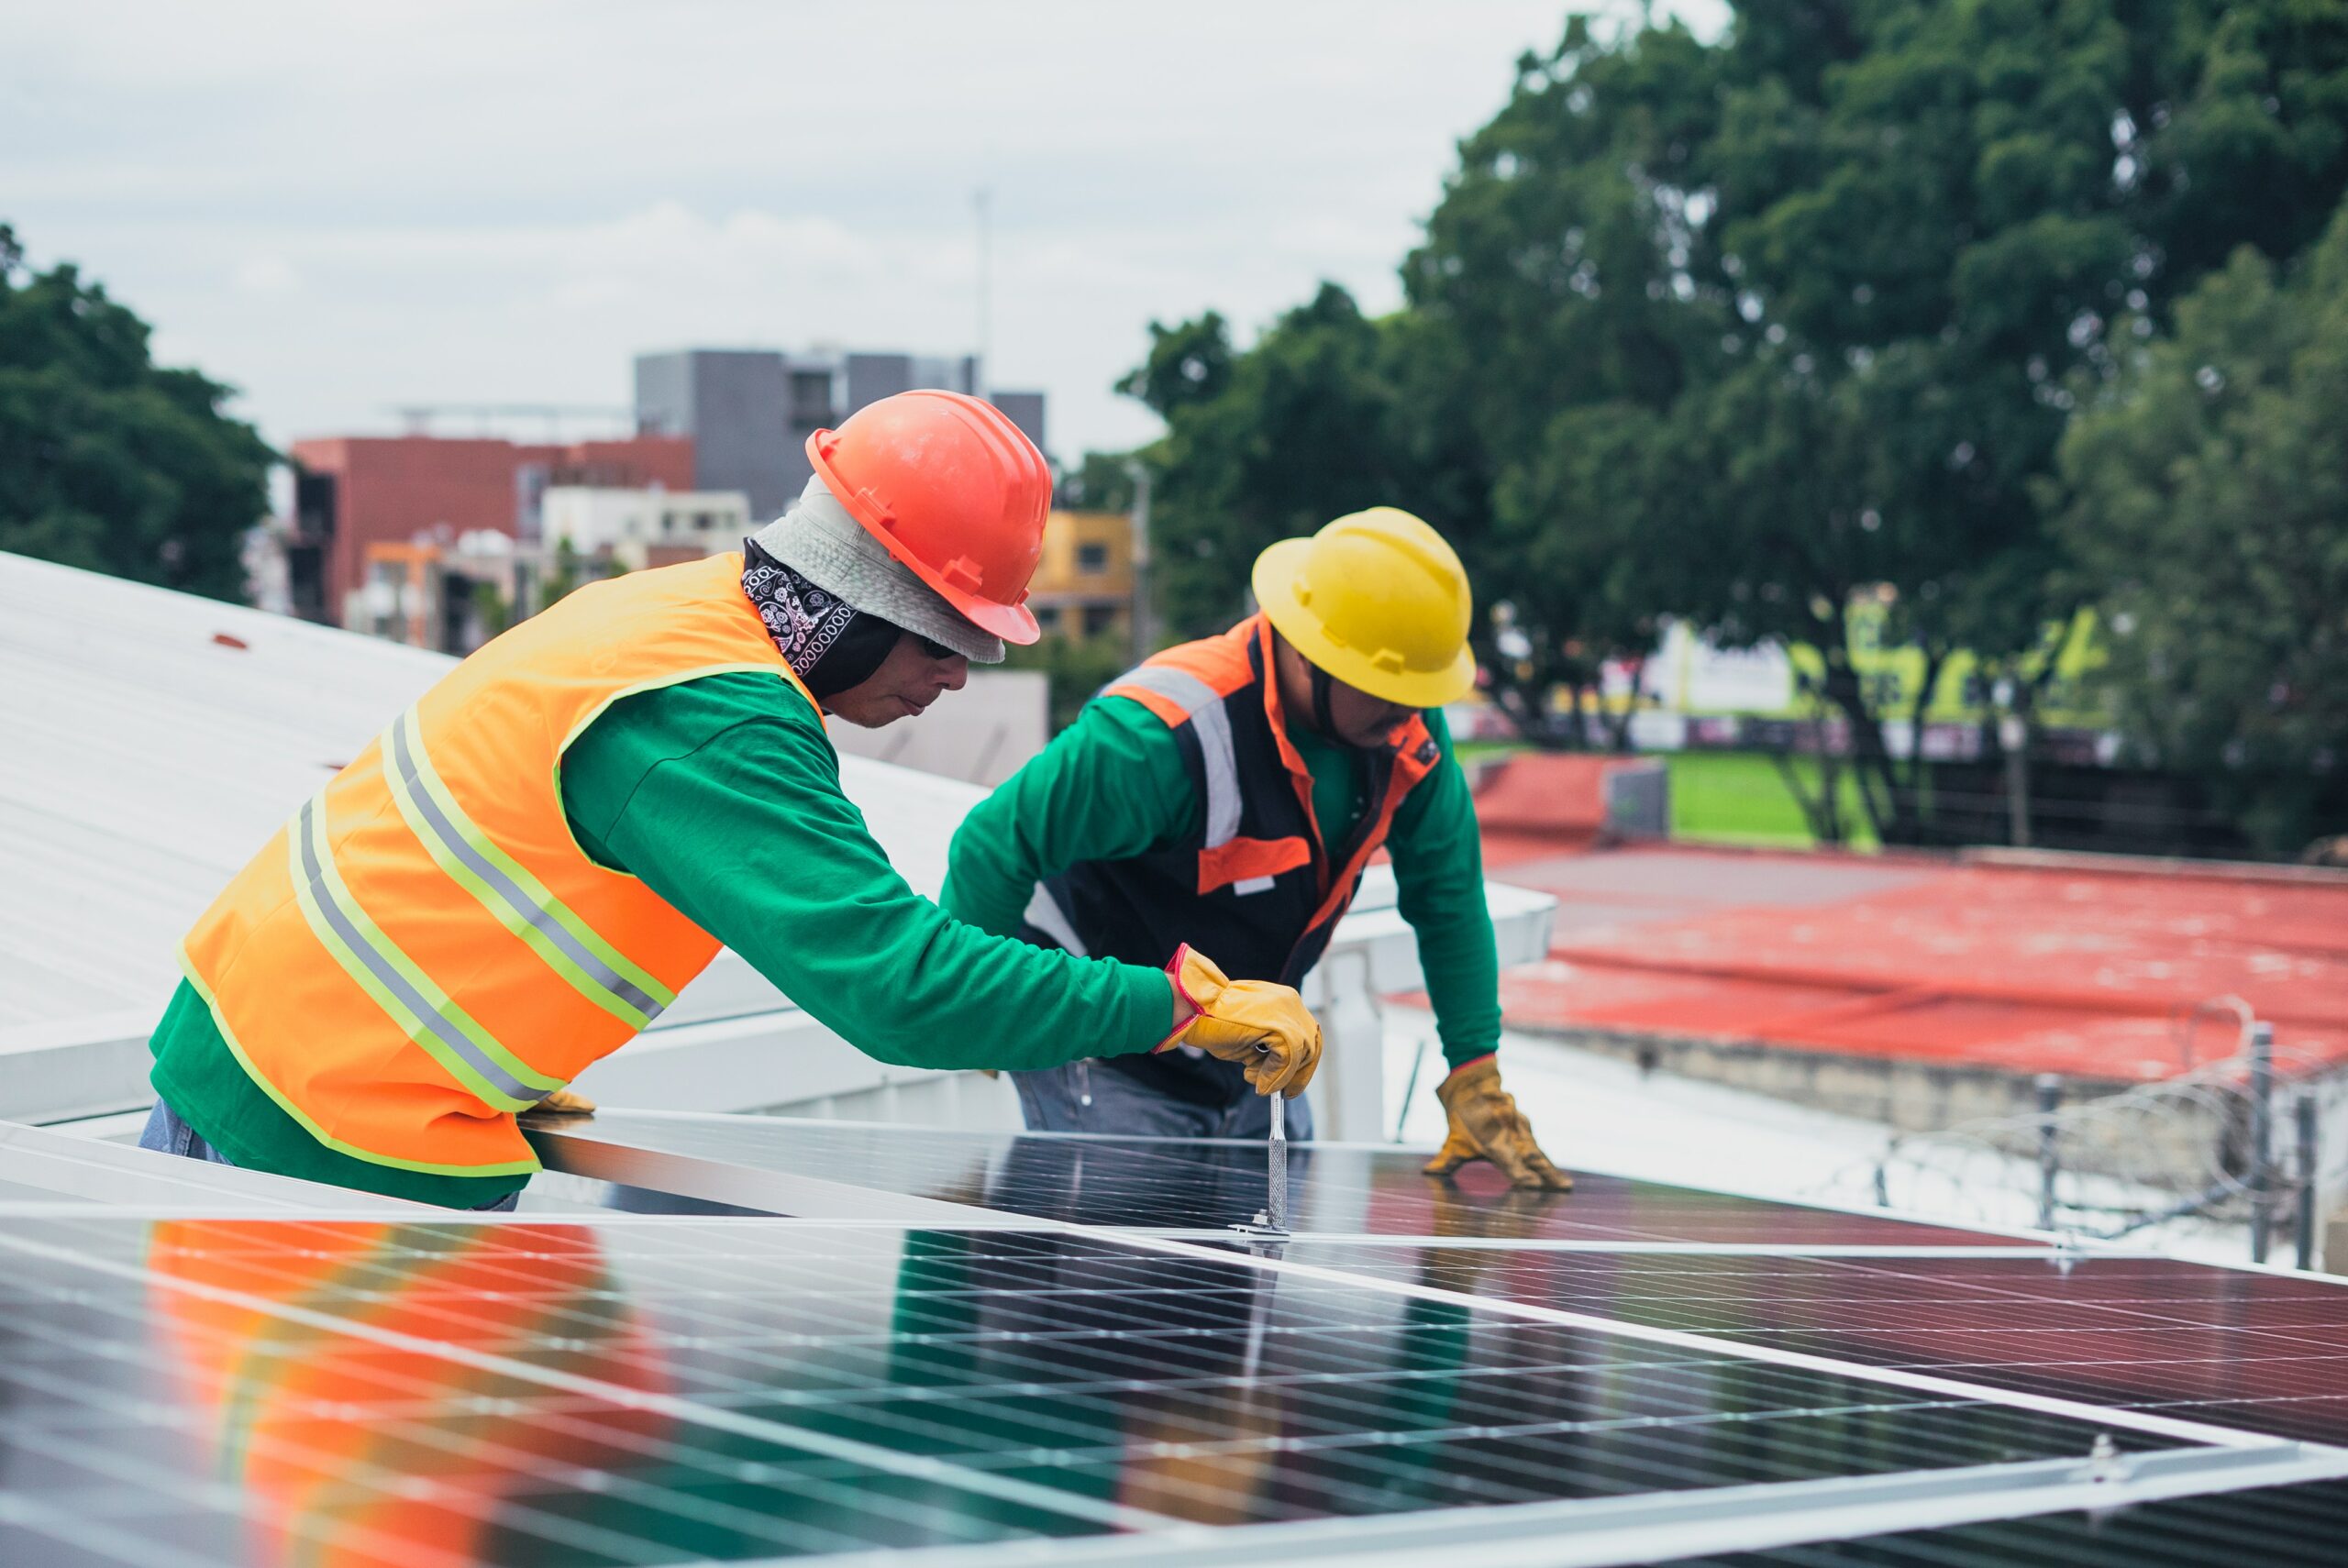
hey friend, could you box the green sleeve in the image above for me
[939,695,1199,939]
[1386,708,1502,1071]
[560,673,1172,1072]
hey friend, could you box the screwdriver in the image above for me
[1266,1088,1289,1232]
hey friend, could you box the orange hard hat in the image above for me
[805,389,1051,644]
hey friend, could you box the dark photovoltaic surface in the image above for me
[1677,1475,2348,1567]
[537,1112,2029,1247]
[0,1213,2190,1567]
[1277,1245,2348,1445]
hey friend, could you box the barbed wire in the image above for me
[1845,1032,2331,1247]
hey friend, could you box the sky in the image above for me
[3,1,1724,465]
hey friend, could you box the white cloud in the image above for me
[232,253,300,295]
[3,1,1729,457]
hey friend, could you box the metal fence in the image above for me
[1867,1015,2337,1268]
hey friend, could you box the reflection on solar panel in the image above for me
[1280,1246,2348,1445]
[5,1109,2348,1566]
[531,1111,2029,1246]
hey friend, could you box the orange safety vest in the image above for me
[1019,614,1440,1108]
[181,553,818,1180]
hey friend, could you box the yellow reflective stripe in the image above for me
[176,951,541,1179]
[286,791,562,1111]
[385,706,670,1029]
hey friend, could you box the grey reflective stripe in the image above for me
[295,799,552,1107]
[388,716,666,1021]
[1235,876,1277,897]
[1117,665,1242,848]
[1022,883,1090,956]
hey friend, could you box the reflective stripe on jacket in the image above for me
[180,552,818,1178]
[1024,613,1440,1108]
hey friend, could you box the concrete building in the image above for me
[540,487,752,573]
[347,531,531,655]
[635,348,1046,523]
[285,434,692,624]
[1026,509,1135,642]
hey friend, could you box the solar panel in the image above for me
[1270,1245,2348,1445]
[1,1210,2287,1568]
[1678,1474,2348,1567]
[527,1111,2032,1248]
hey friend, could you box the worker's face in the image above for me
[1273,635,1417,748]
[826,631,969,728]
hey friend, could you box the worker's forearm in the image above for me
[942,696,1196,937]
[1389,719,1504,1068]
[591,721,1174,1071]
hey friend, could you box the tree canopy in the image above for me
[2055,206,2348,853]
[1112,1,2348,845]
[0,224,273,602]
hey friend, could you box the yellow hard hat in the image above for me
[1251,507,1477,709]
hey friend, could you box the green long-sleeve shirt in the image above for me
[149,672,1171,1207]
[940,693,1501,1076]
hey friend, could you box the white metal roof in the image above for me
[0,549,975,1034]
[0,550,1551,1138]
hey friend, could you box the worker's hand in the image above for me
[535,1086,598,1116]
[1159,944,1323,1098]
[1423,1055,1570,1189]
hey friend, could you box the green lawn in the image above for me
[1666,751,1881,849]
[1461,741,1883,849]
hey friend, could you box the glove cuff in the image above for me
[1435,1052,1500,1104]
[1155,943,1206,1053]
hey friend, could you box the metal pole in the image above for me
[2035,1073,2063,1232]
[2000,711,2032,848]
[1394,1037,1431,1143]
[2249,1021,2276,1264]
[972,187,991,392]
[2296,1091,2320,1273]
[1124,461,1153,663]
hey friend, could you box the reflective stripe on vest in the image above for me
[288,791,564,1112]
[384,704,673,1030]
[1113,664,1242,848]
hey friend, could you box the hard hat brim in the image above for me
[1252,537,1479,709]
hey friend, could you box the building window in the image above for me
[1035,606,1061,631]
[1083,604,1119,637]
[1076,542,1110,575]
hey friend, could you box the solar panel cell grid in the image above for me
[0,1215,2195,1565]
[1275,1245,2348,1445]
[534,1112,2026,1247]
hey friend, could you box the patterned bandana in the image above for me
[740,538,901,699]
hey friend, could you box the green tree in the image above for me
[2054,211,2348,855]
[1118,283,1434,641]
[1124,3,2348,841]
[1002,633,1133,734]
[0,225,273,601]
[1052,449,1138,513]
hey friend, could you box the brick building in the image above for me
[284,434,693,623]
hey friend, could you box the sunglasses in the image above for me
[910,632,958,660]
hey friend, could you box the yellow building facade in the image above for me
[1026,509,1135,641]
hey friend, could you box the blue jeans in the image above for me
[1010,1058,1313,1140]
[138,1100,523,1212]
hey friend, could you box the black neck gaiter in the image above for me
[740,539,901,700]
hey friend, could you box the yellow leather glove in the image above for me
[1423,1055,1571,1189]
[535,1086,598,1116]
[1160,944,1323,1098]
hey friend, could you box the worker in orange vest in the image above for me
[138,391,1322,1209]
[944,509,1566,1187]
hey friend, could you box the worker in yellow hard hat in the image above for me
[944,508,1567,1188]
